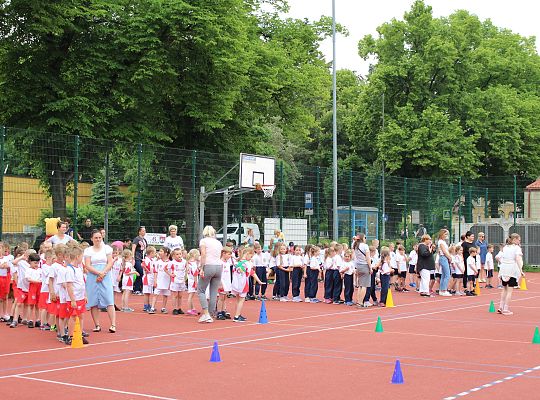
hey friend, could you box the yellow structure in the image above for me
[2,176,92,232]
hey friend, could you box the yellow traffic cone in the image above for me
[71,317,84,349]
[519,277,528,291]
[386,288,395,308]
[474,280,481,296]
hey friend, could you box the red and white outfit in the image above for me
[154,259,171,296]
[187,261,199,294]
[56,264,70,319]
[25,267,42,305]
[15,260,30,304]
[0,255,13,299]
[231,260,254,298]
[142,256,155,295]
[170,259,187,292]
[112,257,123,293]
[38,263,51,310]
[65,264,86,316]
[47,262,62,316]
[121,261,136,291]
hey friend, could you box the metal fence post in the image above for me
[513,175,517,229]
[279,161,284,231]
[377,173,382,241]
[0,127,5,240]
[238,193,243,246]
[458,177,462,238]
[192,150,197,247]
[136,143,142,228]
[427,180,432,234]
[404,177,408,248]
[448,183,453,241]
[73,135,79,237]
[316,166,320,243]
[485,188,489,219]
[348,169,353,240]
[104,152,110,243]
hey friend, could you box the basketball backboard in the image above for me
[239,153,275,189]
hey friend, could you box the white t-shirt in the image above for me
[122,261,136,289]
[275,254,290,268]
[171,259,187,284]
[466,256,477,276]
[438,240,449,256]
[290,255,304,268]
[56,265,69,303]
[332,254,342,270]
[48,262,62,296]
[199,237,223,266]
[389,251,397,269]
[380,261,391,275]
[408,250,418,266]
[396,253,407,272]
[0,255,13,277]
[83,245,113,266]
[485,252,494,271]
[498,244,523,279]
[65,264,85,301]
[25,266,41,285]
[340,260,355,275]
[48,234,75,245]
[17,260,30,292]
[40,263,51,293]
[155,259,171,290]
[309,256,321,270]
[454,255,464,274]
[164,235,184,251]
[262,252,271,267]
[324,257,334,270]
[252,252,264,267]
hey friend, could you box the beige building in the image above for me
[524,179,540,220]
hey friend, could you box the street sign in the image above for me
[304,209,314,216]
[411,210,420,224]
[305,192,313,209]
[443,210,451,220]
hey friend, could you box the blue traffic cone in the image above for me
[209,341,221,362]
[391,360,404,384]
[258,300,268,324]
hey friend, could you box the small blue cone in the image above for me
[258,300,268,324]
[209,341,221,362]
[391,360,404,384]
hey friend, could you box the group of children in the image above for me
[0,240,89,345]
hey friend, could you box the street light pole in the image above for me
[332,0,338,241]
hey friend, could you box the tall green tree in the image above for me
[353,0,540,180]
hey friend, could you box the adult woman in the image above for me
[269,229,284,250]
[84,229,116,333]
[417,234,436,297]
[437,229,452,296]
[164,225,184,251]
[47,221,76,245]
[131,227,147,294]
[496,233,524,315]
[352,233,371,307]
[244,228,255,246]
[198,225,223,323]
[461,231,475,290]
[475,232,488,283]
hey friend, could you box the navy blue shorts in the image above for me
[467,275,476,282]
[452,273,463,279]
[408,265,416,274]
[487,270,494,278]
[399,271,406,279]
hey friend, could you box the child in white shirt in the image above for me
[466,248,478,296]
[485,244,495,289]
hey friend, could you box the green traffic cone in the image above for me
[489,301,496,313]
[375,316,383,333]
[533,327,540,345]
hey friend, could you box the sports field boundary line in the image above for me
[0,293,503,358]
[12,376,178,400]
[1,296,538,380]
[442,364,540,399]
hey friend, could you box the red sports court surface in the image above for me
[1,277,539,400]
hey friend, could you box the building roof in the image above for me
[526,179,540,190]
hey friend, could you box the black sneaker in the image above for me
[82,331,89,338]
[216,312,226,320]
[9,322,17,328]
[172,309,179,315]
[233,315,247,322]
[224,312,232,320]
[466,292,474,296]
[35,321,41,328]
[27,321,34,328]
[177,309,184,315]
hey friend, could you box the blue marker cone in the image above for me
[391,360,404,384]
[209,341,221,362]
[258,300,268,324]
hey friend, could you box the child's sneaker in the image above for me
[148,308,156,314]
[35,321,41,328]
[9,321,17,328]
[40,323,51,331]
[280,297,289,302]
[27,320,34,328]
[216,311,226,320]
[177,309,184,315]
[161,308,167,314]
[304,298,311,303]
[172,309,179,315]
[186,309,198,316]
[363,301,373,307]
[261,295,268,300]
[50,324,57,332]
[345,301,354,306]
[224,312,232,319]
[233,315,247,323]
[143,304,149,312]
[292,296,302,303]
[310,298,321,303]
[324,299,332,304]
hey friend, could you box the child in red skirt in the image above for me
[64,246,88,345]
[25,253,42,328]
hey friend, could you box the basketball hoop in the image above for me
[255,183,275,198]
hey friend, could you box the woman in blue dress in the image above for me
[84,229,116,333]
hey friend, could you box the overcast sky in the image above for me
[285,0,540,76]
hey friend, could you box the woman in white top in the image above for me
[47,221,76,245]
[84,229,116,333]
[198,226,223,323]
[437,229,452,296]
[497,233,524,315]
[164,225,184,251]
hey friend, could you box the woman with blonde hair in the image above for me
[496,233,524,315]
[417,234,436,297]
[198,226,223,323]
[437,229,452,296]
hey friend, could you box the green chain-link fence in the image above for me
[0,126,537,263]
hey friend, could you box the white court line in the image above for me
[442,365,540,399]
[0,295,484,358]
[2,297,537,380]
[12,376,178,400]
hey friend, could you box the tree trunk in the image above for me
[49,171,68,219]
[179,172,198,249]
